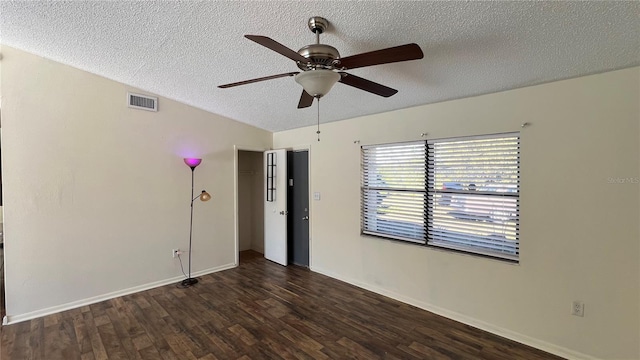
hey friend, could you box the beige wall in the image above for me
[0,46,272,322]
[274,67,640,360]
[237,150,264,253]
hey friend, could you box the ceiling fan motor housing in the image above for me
[297,44,341,70]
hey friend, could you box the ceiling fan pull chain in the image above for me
[316,98,321,142]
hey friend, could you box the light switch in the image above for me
[313,192,321,200]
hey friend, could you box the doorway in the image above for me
[237,150,265,260]
[236,148,309,267]
[287,150,310,267]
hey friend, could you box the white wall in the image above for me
[0,46,272,322]
[274,67,640,360]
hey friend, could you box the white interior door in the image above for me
[264,149,287,266]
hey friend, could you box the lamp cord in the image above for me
[316,97,321,142]
[177,253,188,278]
[175,252,191,288]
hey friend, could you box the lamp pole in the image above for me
[181,158,210,288]
[183,166,198,286]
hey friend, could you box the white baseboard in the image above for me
[2,263,237,326]
[310,266,599,360]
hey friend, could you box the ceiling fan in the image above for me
[218,17,424,109]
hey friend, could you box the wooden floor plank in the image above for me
[81,310,109,360]
[1,250,565,360]
[105,306,143,360]
[96,322,130,360]
[27,317,46,359]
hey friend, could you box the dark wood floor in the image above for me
[1,250,563,360]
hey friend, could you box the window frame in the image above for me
[361,141,427,244]
[361,133,520,262]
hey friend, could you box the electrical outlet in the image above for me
[571,300,584,317]
[172,249,180,258]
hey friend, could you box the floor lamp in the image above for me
[182,158,211,287]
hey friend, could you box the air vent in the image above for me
[127,92,158,111]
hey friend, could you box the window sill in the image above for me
[360,232,520,265]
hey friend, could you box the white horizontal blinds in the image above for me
[362,142,427,243]
[427,134,520,260]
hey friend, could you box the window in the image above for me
[361,133,520,261]
[266,152,276,202]
[362,142,427,243]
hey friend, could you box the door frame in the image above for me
[233,144,312,268]
[282,145,312,268]
[233,145,267,267]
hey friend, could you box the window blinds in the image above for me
[427,134,520,260]
[361,133,520,261]
[361,141,427,243]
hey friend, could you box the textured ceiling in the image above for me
[1,1,638,132]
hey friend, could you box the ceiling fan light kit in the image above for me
[295,70,340,98]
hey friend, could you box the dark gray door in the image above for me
[287,151,309,267]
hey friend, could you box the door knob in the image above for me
[302,216,309,220]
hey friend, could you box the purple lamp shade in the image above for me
[184,158,202,168]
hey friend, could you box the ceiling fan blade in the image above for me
[338,72,398,97]
[218,72,299,88]
[245,35,309,63]
[297,90,314,108]
[338,43,424,70]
